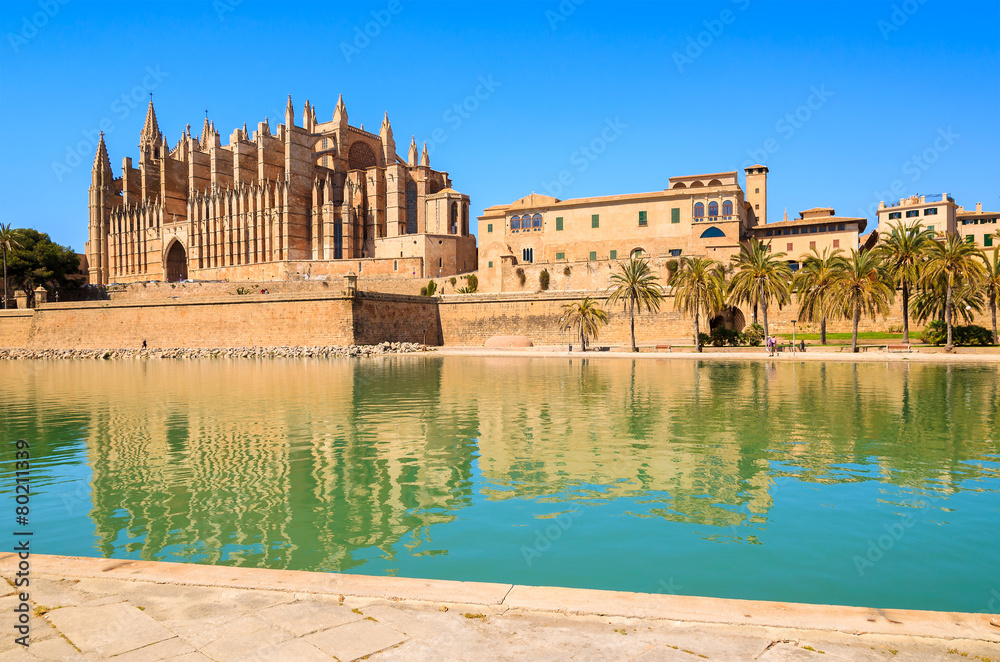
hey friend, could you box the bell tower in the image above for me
[744,164,768,226]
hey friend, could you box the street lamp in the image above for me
[791,320,797,354]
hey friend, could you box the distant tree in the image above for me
[670,256,725,352]
[559,296,609,352]
[0,223,23,309]
[793,246,846,345]
[606,256,664,352]
[5,228,80,305]
[920,234,986,350]
[831,249,894,353]
[876,221,935,344]
[727,239,792,337]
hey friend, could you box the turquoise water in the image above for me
[1,357,998,613]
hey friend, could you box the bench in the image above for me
[886,343,912,353]
[654,344,672,352]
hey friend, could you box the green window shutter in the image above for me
[555,252,565,260]
[984,235,993,247]
[638,211,647,226]
[488,261,493,268]
[589,251,597,261]
[966,235,975,244]
[555,216,563,231]
[609,250,617,260]
[487,223,492,233]
[671,208,680,223]
[591,214,599,228]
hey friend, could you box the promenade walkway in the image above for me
[2,555,997,661]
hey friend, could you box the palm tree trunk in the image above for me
[945,281,954,350]
[2,250,7,310]
[820,316,827,345]
[629,298,636,352]
[760,297,769,338]
[694,311,701,353]
[580,325,586,352]
[992,293,998,346]
[901,281,910,344]
[852,304,861,353]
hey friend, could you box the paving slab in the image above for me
[257,598,363,636]
[43,602,174,658]
[304,619,407,660]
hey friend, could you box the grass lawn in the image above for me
[775,332,911,342]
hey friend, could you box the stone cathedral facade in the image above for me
[87,96,477,285]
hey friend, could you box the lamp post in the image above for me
[791,319,797,354]
[567,327,572,353]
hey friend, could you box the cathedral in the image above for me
[87,96,477,285]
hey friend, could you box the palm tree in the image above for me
[920,234,986,350]
[0,223,22,309]
[876,221,934,344]
[559,296,609,352]
[978,246,1000,345]
[912,281,983,327]
[670,256,725,352]
[727,238,792,337]
[792,246,846,345]
[831,249,894,353]
[606,256,664,352]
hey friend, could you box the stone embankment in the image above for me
[0,342,433,360]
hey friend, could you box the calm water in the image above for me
[1,357,998,613]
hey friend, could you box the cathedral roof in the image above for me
[140,100,162,145]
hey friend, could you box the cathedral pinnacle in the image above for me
[285,94,295,127]
[420,141,429,167]
[408,136,417,166]
[139,99,162,147]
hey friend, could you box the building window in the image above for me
[592,214,599,228]
[809,241,816,249]
[783,229,790,235]
[438,258,443,268]
[631,248,644,258]
[511,215,520,231]
[523,247,534,262]
[321,138,328,149]
[838,224,845,231]
[700,226,726,238]
[905,210,919,218]
[925,224,934,233]
[809,226,817,233]
[833,239,840,248]
[765,229,773,237]
[694,203,704,219]
[966,235,975,244]
[722,200,733,217]
[755,204,760,210]
[406,181,418,234]
[488,261,493,268]
[532,213,542,229]
[609,250,617,260]
[787,243,793,251]
[889,212,901,220]
[556,216,564,231]
[985,235,993,247]
[555,252,565,260]
[755,188,760,194]
[924,207,938,216]
[792,228,800,235]
[638,211,647,226]
[819,225,826,232]
[589,251,597,261]
[487,223,493,233]
[669,249,681,257]
[789,262,800,272]
[708,201,719,218]
[671,208,680,223]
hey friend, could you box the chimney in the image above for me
[976,202,983,213]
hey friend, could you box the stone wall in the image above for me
[0,310,34,348]
[354,293,442,346]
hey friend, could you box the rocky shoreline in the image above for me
[0,342,433,360]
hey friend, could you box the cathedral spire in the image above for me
[285,94,295,127]
[200,113,212,150]
[139,99,162,147]
[420,141,429,167]
[333,94,347,127]
[408,136,417,166]
[379,112,395,163]
[92,131,113,182]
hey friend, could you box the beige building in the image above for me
[476,166,768,291]
[876,193,958,237]
[86,96,477,285]
[751,207,867,270]
[957,202,999,248]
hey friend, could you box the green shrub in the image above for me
[697,332,711,347]
[710,327,743,347]
[923,321,993,346]
[563,266,572,276]
[743,323,765,347]
[516,268,526,287]
[450,277,457,286]
[539,269,550,290]
[466,273,478,292]
[422,280,437,297]
[419,286,428,296]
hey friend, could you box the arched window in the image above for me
[722,200,733,217]
[462,202,469,235]
[405,181,418,234]
[631,247,644,258]
[450,202,458,234]
[532,213,542,229]
[694,203,704,219]
[699,226,726,238]
[511,215,520,231]
[348,141,376,170]
[708,201,719,218]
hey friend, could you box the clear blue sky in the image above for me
[1,0,997,253]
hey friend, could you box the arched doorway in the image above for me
[709,306,746,332]
[165,241,188,282]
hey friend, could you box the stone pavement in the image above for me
[1,555,998,661]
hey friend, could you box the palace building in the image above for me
[86,96,477,285]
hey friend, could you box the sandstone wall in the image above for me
[0,310,34,348]
[354,294,442,346]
